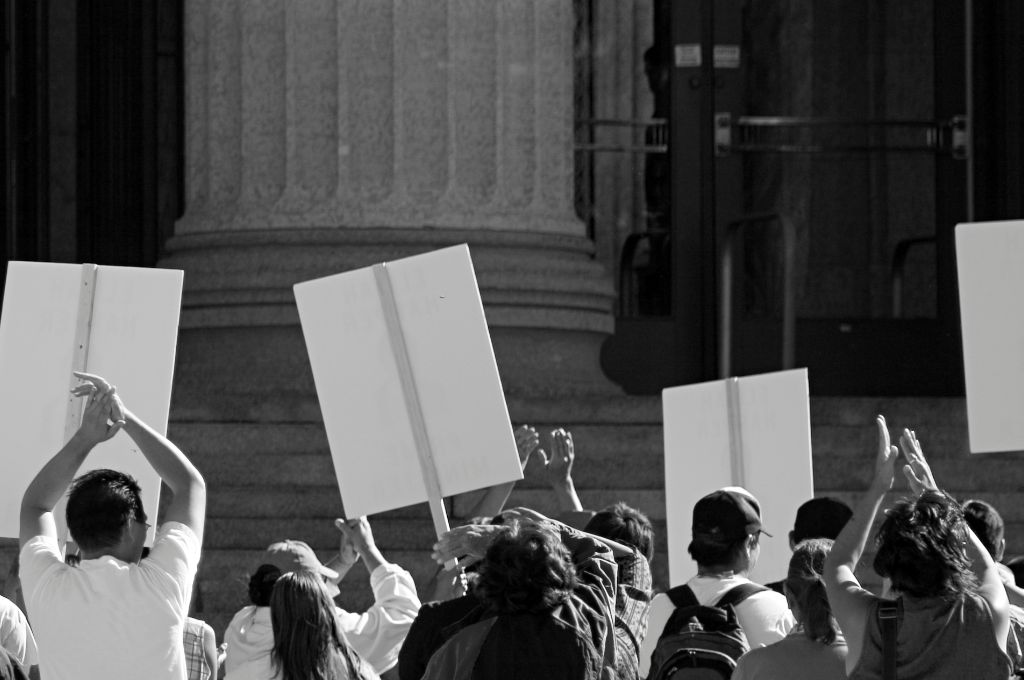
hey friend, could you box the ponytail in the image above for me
[785,573,837,644]
[786,538,840,646]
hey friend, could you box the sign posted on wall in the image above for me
[956,220,1024,454]
[0,262,184,541]
[294,245,522,541]
[662,368,814,585]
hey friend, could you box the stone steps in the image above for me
[157,395,1024,640]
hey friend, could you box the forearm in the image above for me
[458,482,515,521]
[551,478,583,512]
[360,544,387,574]
[831,482,887,572]
[122,410,202,495]
[22,433,95,512]
[966,526,1005,595]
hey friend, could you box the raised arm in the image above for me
[900,428,1010,649]
[20,382,122,547]
[823,415,897,673]
[334,517,387,574]
[539,428,583,513]
[77,373,206,541]
[451,424,539,521]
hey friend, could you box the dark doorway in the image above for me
[1,0,183,284]
[602,0,1021,396]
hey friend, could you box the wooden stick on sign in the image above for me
[55,264,99,551]
[725,376,746,488]
[372,263,457,570]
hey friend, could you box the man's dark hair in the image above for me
[873,491,975,598]
[687,533,755,569]
[962,499,1004,558]
[66,469,145,552]
[584,502,655,562]
[475,522,576,614]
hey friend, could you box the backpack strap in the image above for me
[878,599,900,680]
[715,582,770,609]
[665,584,700,610]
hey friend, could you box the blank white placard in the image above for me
[0,262,183,540]
[294,244,522,519]
[956,220,1024,453]
[662,369,814,585]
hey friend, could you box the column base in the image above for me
[159,227,622,406]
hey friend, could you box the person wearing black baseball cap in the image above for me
[764,497,854,595]
[638,487,795,677]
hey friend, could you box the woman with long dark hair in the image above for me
[823,416,1011,680]
[270,571,375,680]
[731,538,847,679]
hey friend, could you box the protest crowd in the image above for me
[3,376,1023,679]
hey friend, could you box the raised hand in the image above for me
[899,428,938,494]
[871,415,899,492]
[513,425,540,471]
[334,517,376,557]
[540,428,574,487]
[333,523,360,571]
[70,373,126,444]
[430,523,508,568]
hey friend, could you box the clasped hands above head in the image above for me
[70,371,128,444]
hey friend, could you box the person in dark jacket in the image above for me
[411,511,622,680]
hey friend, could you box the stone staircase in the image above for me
[165,396,1024,637]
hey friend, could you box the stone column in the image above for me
[163,0,619,414]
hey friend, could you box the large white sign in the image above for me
[0,262,183,540]
[663,369,814,585]
[956,220,1024,453]
[294,245,522,524]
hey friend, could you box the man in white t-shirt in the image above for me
[19,372,206,680]
[638,487,795,678]
[0,594,36,672]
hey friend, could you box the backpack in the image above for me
[647,582,767,680]
[1007,604,1024,677]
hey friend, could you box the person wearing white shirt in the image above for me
[19,372,206,680]
[225,517,420,678]
[638,487,794,678]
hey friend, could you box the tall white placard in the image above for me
[956,220,1024,453]
[663,369,814,585]
[294,245,522,528]
[0,262,184,541]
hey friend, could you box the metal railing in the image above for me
[574,118,668,154]
[719,212,796,378]
[715,114,969,159]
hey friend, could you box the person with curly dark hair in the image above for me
[824,416,1012,680]
[420,511,622,680]
[473,523,578,614]
[732,538,847,679]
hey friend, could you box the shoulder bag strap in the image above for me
[878,599,899,680]
[665,584,699,610]
[716,582,770,609]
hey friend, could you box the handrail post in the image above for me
[719,212,796,378]
[719,226,737,378]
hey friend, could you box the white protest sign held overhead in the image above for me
[294,244,521,528]
[662,368,814,585]
[956,220,1024,453]
[0,262,183,541]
